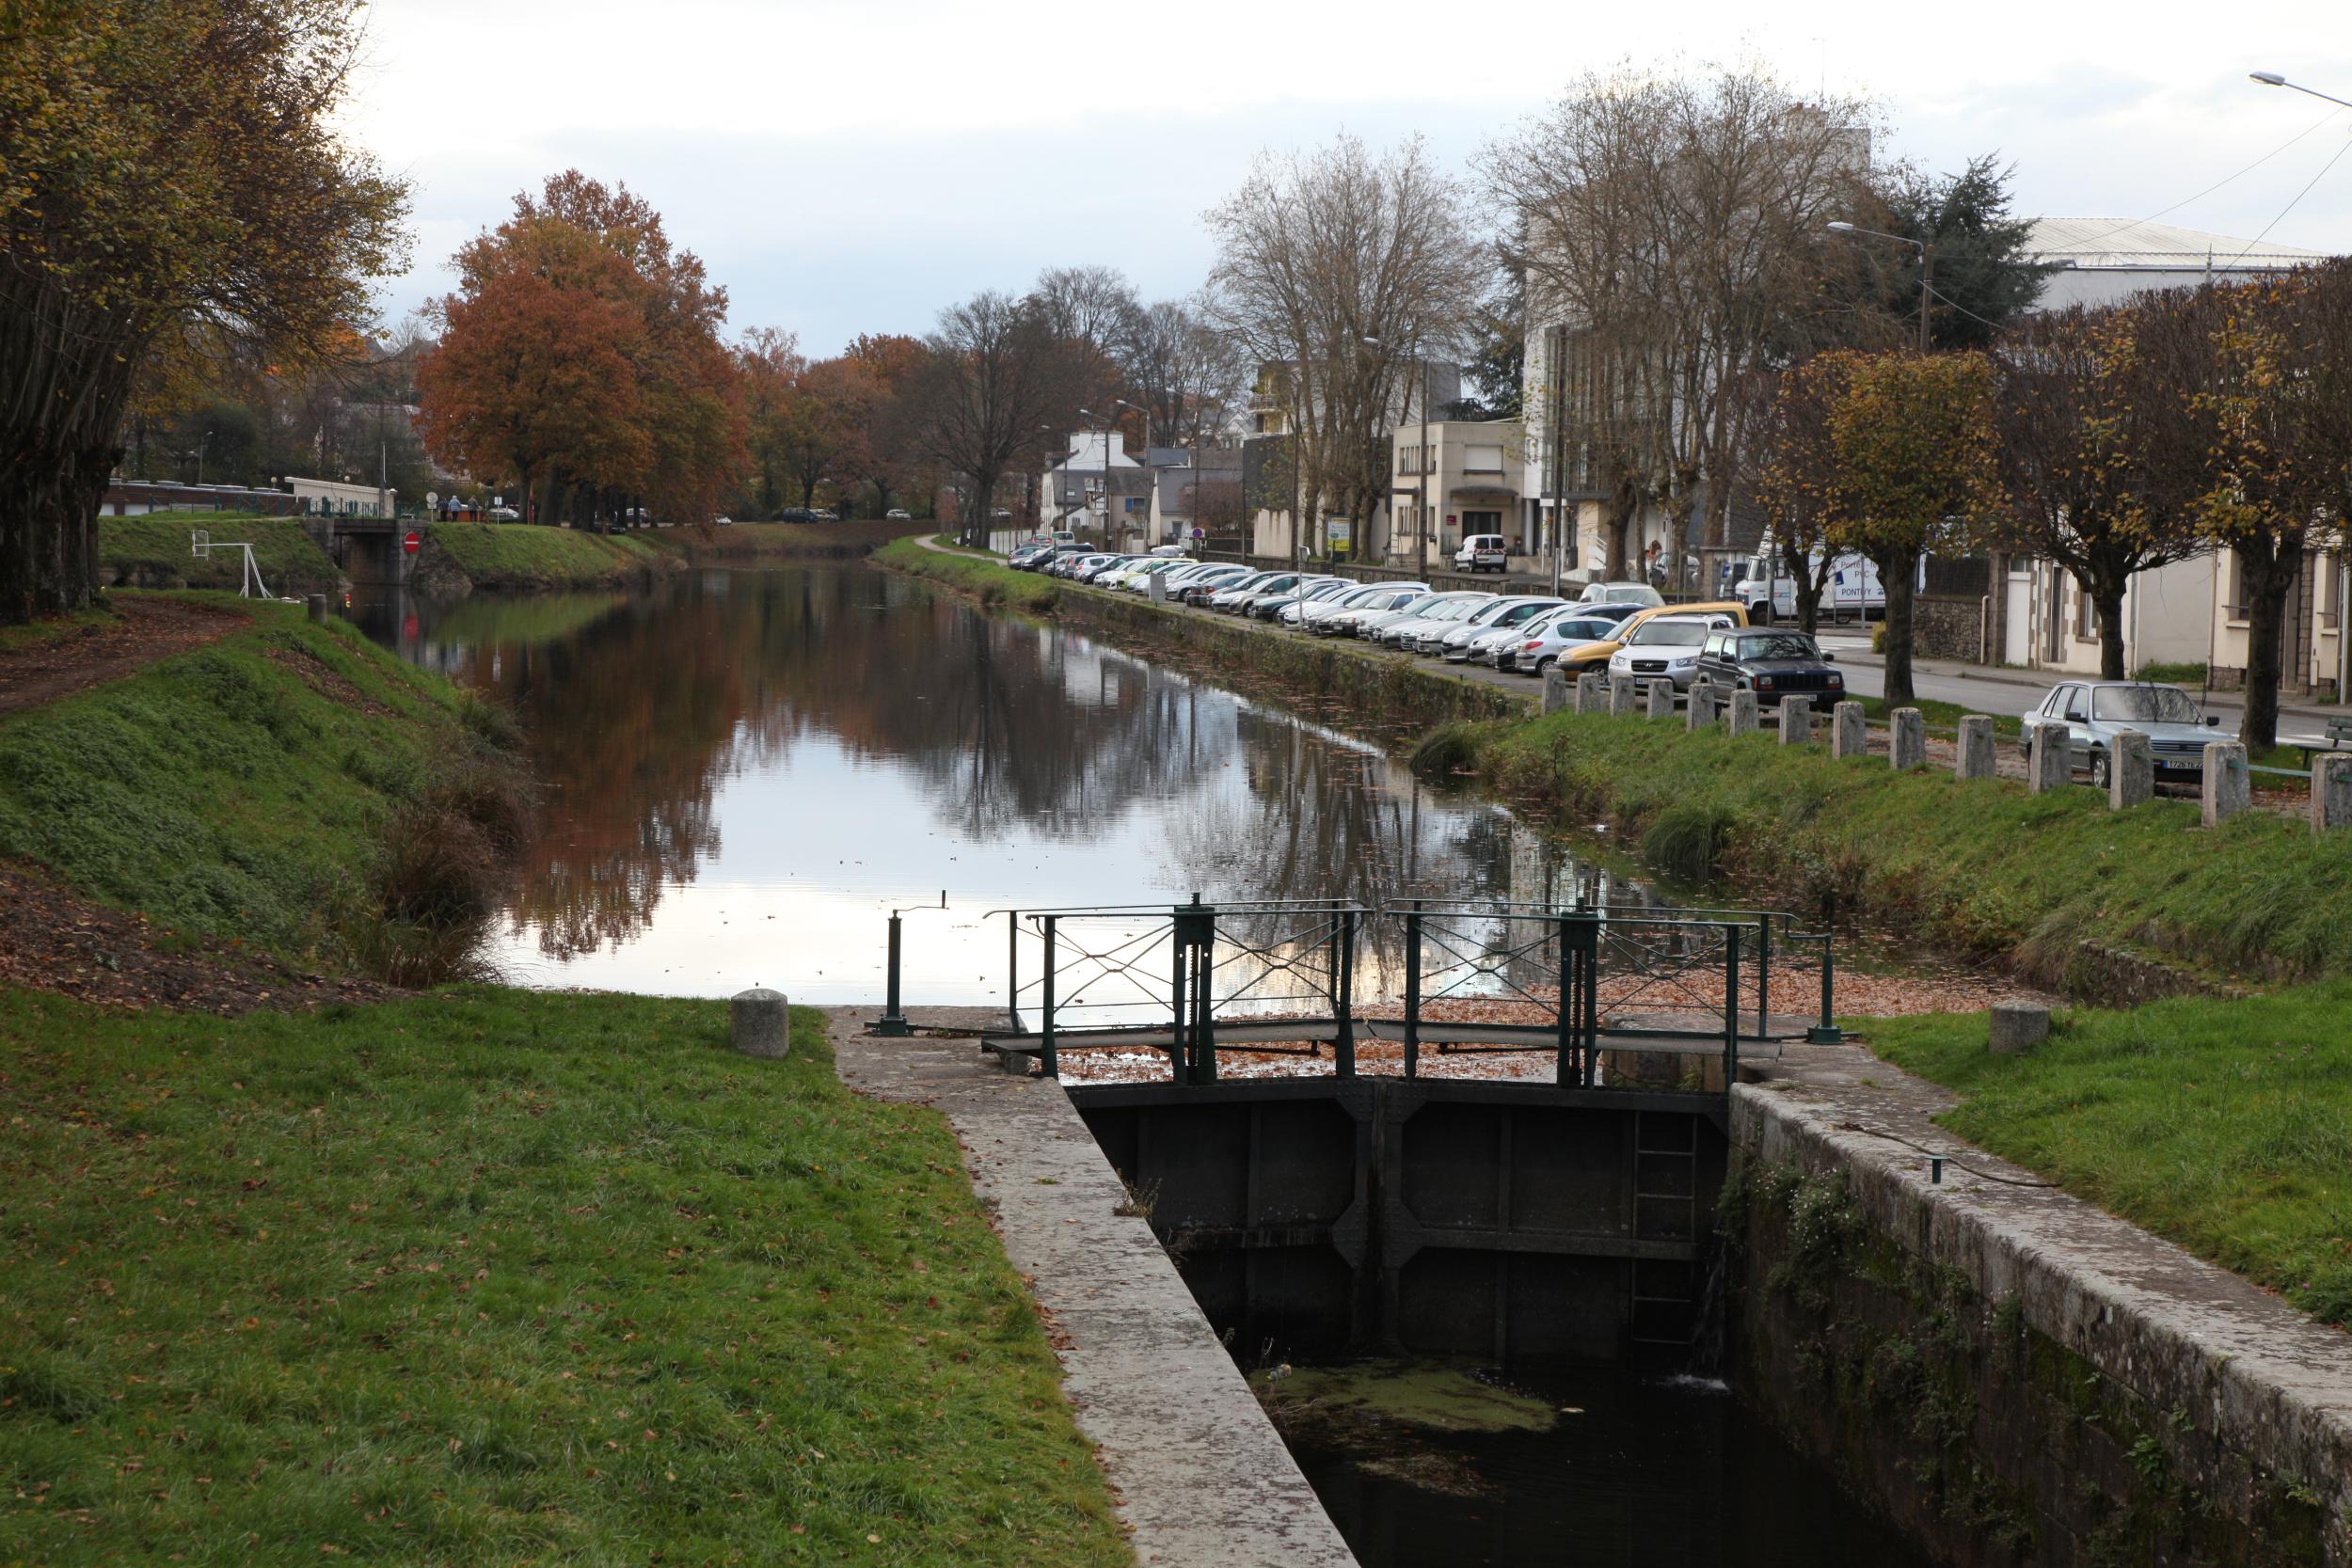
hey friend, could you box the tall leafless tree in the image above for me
[910,291,1067,547]
[1204,135,1486,550]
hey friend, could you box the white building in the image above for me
[287,476,396,518]
[1040,431,1142,536]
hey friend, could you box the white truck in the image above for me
[1722,545,1885,625]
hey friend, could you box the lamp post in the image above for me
[1828,220,1934,353]
[2249,71,2352,110]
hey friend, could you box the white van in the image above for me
[1724,545,1884,624]
[1454,533,1509,573]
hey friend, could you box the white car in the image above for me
[1319,585,1434,637]
[1377,593,1495,650]
[1440,597,1566,661]
[1500,610,1634,675]
[1605,612,1740,695]
[1301,582,1429,632]
[1454,532,1510,573]
[1578,579,1664,609]
[1276,579,1369,626]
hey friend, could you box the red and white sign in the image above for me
[402,531,421,555]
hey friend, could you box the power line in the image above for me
[2233,131,2352,261]
[2061,106,2346,254]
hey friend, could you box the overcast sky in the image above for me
[349,0,2350,356]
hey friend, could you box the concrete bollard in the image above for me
[1727,689,1760,736]
[1609,678,1639,718]
[1778,695,1812,746]
[2201,741,2249,826]
[1890,707,1925,771]
[1956,715,1996,781]
[1687,683,1719,732]
[2312,753,2352,834]
[730,987,791,1059]
[2028,722,2073,794]
[307,594,328,625]
[1574,672,1606,715]
[1542,665,1570,715]
[1988,1002,2050,1055]
[1647,680,1676,720]
[2108,730,2153,810]
[1830,700,1867,759]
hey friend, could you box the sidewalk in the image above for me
[1826,641,2352,727]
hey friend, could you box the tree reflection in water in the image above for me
[369,565,1646,997]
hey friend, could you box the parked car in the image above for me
[2020,681,2220,786]
[1606,612,1742,696]
[1375,592,1495,649]
[1275,579,1366,626]
[1209,571,1300,610]
[1348,590,1449,641]
[1299,582,1428,632]
[1577,580,1664,609]
[712,515,733,528]
[1317,585,1434,637]
[1693,627,1846,708]
[778,506,818,522]
[885,508,913,520]
[1248,575,1348,621]
[1399,594,1509,656]
[1454,533,1510,573]
[1008,542,1056,569]
[1500,610,1635,675]
[1172,565,1254,603]
[1556,600,1747,679]
[1436,596,1566,661]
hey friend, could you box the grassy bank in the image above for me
[0,990,1127,1566]
[1867,983,2352,1328]
[644,519,932,563]
[1443,708,2351,990]
[0,596,513,974]
[99,514,340,595]
[874,536,1061,613]
[420,522,672,594]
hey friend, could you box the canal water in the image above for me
[358,562,1934,1568]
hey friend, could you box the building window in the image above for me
[2325,553,2343,630]
[1465,445,1503,475]
[2074,579,2097,639]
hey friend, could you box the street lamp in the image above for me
[1828,220,1934,353]
[2249,71,2352,110]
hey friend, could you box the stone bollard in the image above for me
[2201,741,2249,826]
[2108,729,2153,810]
[1778,695,1812,746]
[1687,683,1719,732]
[1727,689,1760,736]
[1647,680,1677,720]
[1890,707,1925,771]
[1956,715,1996,780]
[730,987,791,1059]
[1609,678,1639,717]
[2312,753,2352,834]
[1574,672,1606,715]
[307,594,328,625]
[1988,1002,2050,1055]
[1830,700,1867,759]
[2028,722,2073,794]
[1542,665,1570,716]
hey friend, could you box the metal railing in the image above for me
[976,895,1838,1085]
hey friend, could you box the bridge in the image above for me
[955,896,1839,1367]
[305,514,418,587]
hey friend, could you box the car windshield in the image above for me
[2092,686,2201,724]
[1628,620,1708,647]
[1735,634,1821,660]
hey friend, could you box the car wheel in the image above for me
[1534,657,1554,676]
[2090,751,2111,789]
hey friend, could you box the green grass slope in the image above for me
[873,537,1061,612]
[99,514,339,594]
[0,992,1128,1566]
[421,523,667,591]
[0,598,476,958]
[1868,982,2352,1327]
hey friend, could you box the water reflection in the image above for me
[356,566,1652,1003]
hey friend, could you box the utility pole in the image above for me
[1917,243,1935,354]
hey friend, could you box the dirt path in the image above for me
[0,596,248,719]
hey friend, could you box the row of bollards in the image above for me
[1552,671,2352,834]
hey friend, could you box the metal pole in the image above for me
[1403,901,1422,1079]
[1554,911,1575,1086]
[1723,925,1740,1089]
[1333,909,1356,1079]
[1006,911,1022,1033]
[1041,915,1058,1079]
[1756,915,1771,1039]
[1809,934,1843,1045]
[1918,245,1935,355]
[1170,901,1189,1082]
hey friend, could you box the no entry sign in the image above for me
[402,531,421,555]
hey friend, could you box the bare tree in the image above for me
[1204,135,1486,551]
[1034,263,1142,433]
[909,291,1067,547]
[1119,298,1248,451]
[1485,64,1879,584]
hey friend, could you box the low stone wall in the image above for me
[1913,593,1988,664]
[1729,1065,2350,1568]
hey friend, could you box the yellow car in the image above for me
[1553,600,1751,674]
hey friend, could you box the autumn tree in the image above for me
[1205,135,1484,550]
[1823,351,2000,705]
[736,326,804,516]
[2192,263,2352,751]
[1990,299,2210,678]
[1,0,407,624]
[842,333,927,515]
[907,292,1067,547]
[1748,356,1854,637]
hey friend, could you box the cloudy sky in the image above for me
[348,0,2349,356]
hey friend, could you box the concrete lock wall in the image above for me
[1070,1078,1726,1368]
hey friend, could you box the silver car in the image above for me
[1438,596,1566,661]
[2020,681,2222,786]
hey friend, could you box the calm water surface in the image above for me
[358,563,1932,1567]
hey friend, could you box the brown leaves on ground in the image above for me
[0,596,246,718]
[0,862,396,1016]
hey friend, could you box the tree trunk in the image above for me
[2093,581,2128,680]
[2237,541,2294,752]
[964,467,995,549]
[1877,547,1921,706]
